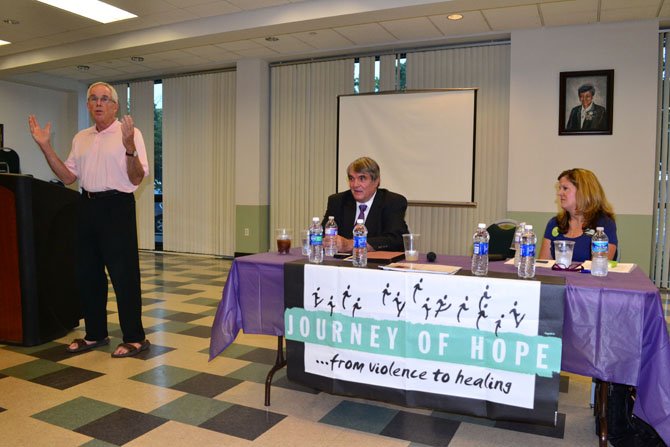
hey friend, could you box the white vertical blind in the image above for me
[358,56,375,93]
[112,83,128,116]
[379,54,398,91]
[652,33,670,288]
[270,59,354,235]
[162,72,236,255]
[129,81,155,250]
[406,44,511,255]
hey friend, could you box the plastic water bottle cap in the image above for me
[312,217,319,222]
[478,223,486,229]
[356,219,364,224]
[525,224,533,230]
[596,226,604,231]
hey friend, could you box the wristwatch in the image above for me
[126,150,138,157]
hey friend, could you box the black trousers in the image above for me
[77,192,145,343]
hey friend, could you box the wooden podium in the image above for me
[0,174,81,346]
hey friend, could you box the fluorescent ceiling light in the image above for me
[36,0,137,24]
[0,40,10,46]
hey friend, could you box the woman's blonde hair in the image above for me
[556,168,615,233]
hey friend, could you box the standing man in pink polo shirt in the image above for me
[29,81,150,358]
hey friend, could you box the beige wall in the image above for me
[508,20,659,272]
[0,80,79,181]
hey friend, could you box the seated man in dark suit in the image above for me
[323,156,409,252]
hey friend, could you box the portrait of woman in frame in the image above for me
[559,69,613,135]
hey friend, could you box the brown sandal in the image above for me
[111,340,150,358]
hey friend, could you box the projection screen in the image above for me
[337,89,476,204]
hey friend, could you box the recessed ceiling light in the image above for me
[131,56,144,62]
[3,19,20,25]
[77,65,90,71]
[447,13,464,21]
[36,0,136,24]
[0,40,10,46]
[265,36,279,42]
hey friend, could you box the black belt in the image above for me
[81,188,129,199]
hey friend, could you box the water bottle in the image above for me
[513,221,526,268]
[352,218,368,267]
[517,224,536,279]
[324,216,338,257]
[308,217,324,264]
[471,223,489,276]
[591,226,609,277]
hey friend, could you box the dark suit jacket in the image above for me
[566,103,607,131]
[323,188,409,251]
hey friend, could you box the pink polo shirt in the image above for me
[64,120,149,193]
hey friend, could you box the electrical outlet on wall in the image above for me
[244,228,250,236]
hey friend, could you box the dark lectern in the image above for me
[0,174,81,346]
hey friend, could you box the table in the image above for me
[209,252,670,445]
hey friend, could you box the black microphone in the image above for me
[426,252,436,262]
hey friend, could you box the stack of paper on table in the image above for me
[582,260,637,273]
[380,262,461,274]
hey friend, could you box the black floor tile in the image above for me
[170,373,243,398]
[117,342,174,360]
[143,279,187,287]
[559,374,570,393]
[199,404,285,440]
[164,312,203,322]
[179,325,214,338]
[75,408,167,445]
[30,366,104,390]
[160,287,202,295]
[29,344,101,362]
[273,375,320,394]
[237,347,279,365]
[380,410,460,446]
[142,298,165,306]
[494,412,566,439]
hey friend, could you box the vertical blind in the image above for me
[652,33,670,288]
[129,81,155,250]
[162,72,236,255]
[270,59,354,235]
[111,81,154,250]
[406,44,511,255]
[269,45,510,254]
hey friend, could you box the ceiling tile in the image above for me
[482,5,542,31]
[379,17,443,41]
[333,23,398,46]
[540,0,598,27]
[226,0,292,11]
[429,11,491,36]
[231,47,279,58]
[252,35,316,53]
[184,2,243,17]
[291,29,354,49]
[182,44,237,60]
[214,40,265,51]
[600,0,661,22]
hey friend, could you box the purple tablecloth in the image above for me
[209,253,670,444]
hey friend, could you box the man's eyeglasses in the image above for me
[551,262,583,272]
[87,95,115,104]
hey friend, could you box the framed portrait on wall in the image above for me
[559,69,613,135]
